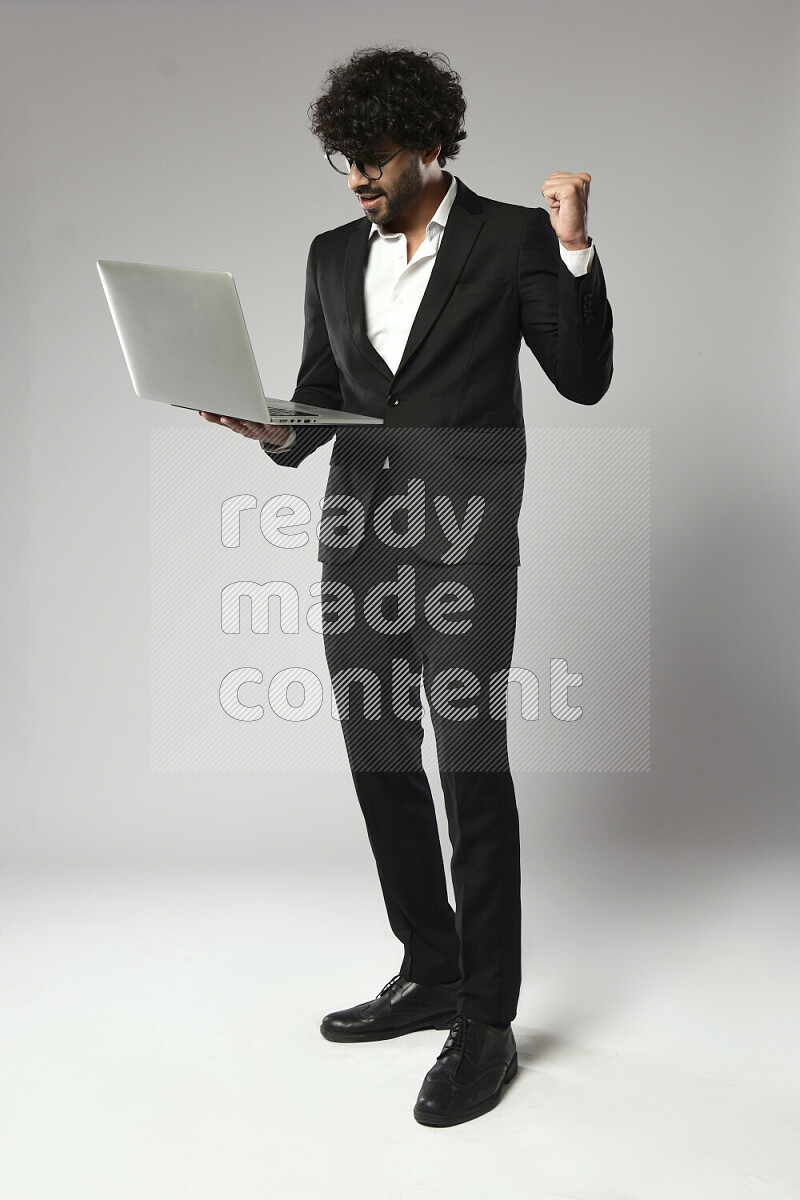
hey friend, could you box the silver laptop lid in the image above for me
[97,259,271,421]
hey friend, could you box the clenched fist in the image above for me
[198,411,291,446]
[541,172,591,250]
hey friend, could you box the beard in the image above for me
[363,153,424,226]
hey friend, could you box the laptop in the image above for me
[97,259,383,426]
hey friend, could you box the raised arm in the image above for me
[519,178,613,406]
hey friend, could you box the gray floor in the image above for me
[1,857,798,1200]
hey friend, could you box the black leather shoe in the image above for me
[320,973,461,1042]
[413,1014,518,1126]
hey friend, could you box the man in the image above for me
[201,46,613,1126]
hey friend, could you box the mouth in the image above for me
[358,193,383,209]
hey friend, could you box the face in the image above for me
[346,138,424,227]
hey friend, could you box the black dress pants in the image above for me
[320,469,522,1026]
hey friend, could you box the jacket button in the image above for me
[388,394,401,407]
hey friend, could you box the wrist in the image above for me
[560,237,591,252]
[262,428,291,447]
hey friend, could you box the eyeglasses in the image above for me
[325,146,407,180]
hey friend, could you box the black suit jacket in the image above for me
[263,176,613,565]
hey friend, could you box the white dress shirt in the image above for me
[269,173,595,461]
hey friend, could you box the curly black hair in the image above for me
[308,46,467,167]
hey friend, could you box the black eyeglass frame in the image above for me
[324,146,407,180]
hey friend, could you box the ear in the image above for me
[422,143,442,166]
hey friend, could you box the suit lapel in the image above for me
[343,177,485,384]
[344,220,394,381]
[394,181,484,378]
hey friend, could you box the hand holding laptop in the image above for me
[198,411,291,446]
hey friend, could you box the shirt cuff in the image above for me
[262,427,297,452]
[559,240,595,277]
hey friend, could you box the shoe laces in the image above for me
[438,1013,468,1060]
[376,973,404,998]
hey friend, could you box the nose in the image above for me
[348,161,373,191]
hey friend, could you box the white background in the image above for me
[2,2,798,1196]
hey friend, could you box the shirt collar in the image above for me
[367,172,458,241]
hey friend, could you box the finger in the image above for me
[543,173,591,187]
[219,417,246,434]
[542,181,577,199]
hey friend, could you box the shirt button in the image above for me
[397,296,404,304]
